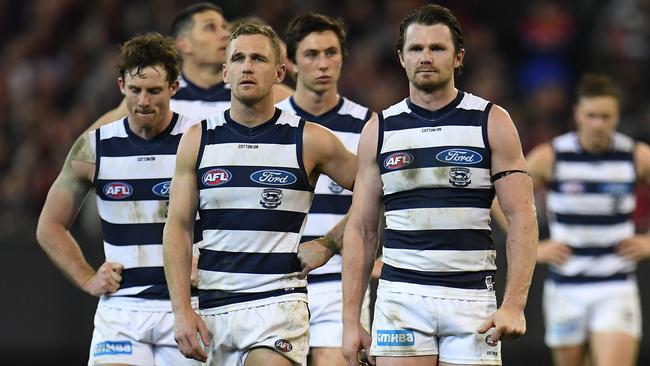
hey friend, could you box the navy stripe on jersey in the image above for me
[555,151,634,162]
[300,235,319,243]
[550,181,635,194]
[570,246,617,256]
[197,166,307,190]
[198,249,301,274]
[380,264,495,290]
[384,188,494,211]
[554,212,631,225]
[173,78,230,102]
[384,229,494,251]
[308,273,342,283]
[100,134,182,157]
[198,287,307,310]
[379,146,491,174]
[124,284,169,300]
[120,267,166,288]
[548,271,632,283]
[102,220,202,246]
[200,209,306,233]
[286,96,367,134]
[310,194,352,215]
[96,178,171,201]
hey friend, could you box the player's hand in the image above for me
[83,262,123,297]
[297,239,335,278]
[617,235,650,262]
[477,305,526,343]
[536,240,571,265]
[342,322,374,366]
[370,259,383,280]
[173,309,211,362]
[190,254,199,288]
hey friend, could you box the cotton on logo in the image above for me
[383,152,414,170]
[202,168,232,186]
[103,182,133,199]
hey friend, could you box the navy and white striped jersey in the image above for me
[170,74,231,120]
[276,96,371,283]
[93,113,200,301]
[378,91,496,291]
[196,108,314,310]
[547,132,637,283]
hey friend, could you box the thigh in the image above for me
[543,282,589,348]
[152,311,201,366]
[590,332,638,366]
[589,283,641,338]
[244,347,295,366]
[235,300,310,365]
[308,347,347,366]
[376,355,438,366]
[370,289,437,357]
[87,306,154,366]
[437,297,500,365]
[550,345,588,366]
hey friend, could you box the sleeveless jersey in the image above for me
[276,96,370,282]
[196,108,314,310]
[170,74,231,120]
[94,113,200,300]
[547,132,636,283]
[378,91,496,290]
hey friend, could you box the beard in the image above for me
[411,71,453,93]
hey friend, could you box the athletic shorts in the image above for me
[307,280,370,348]
[201,299,309,365]
[88,301,199,366]
[370,281,501,365]
[543,279,642,347]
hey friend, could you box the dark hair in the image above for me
[577,73,621,101]
[170,2,223,38]
[285,13,348,62]
[118,32,181,85]
[229,23,282,64]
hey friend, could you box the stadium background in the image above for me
[1,0,649,364]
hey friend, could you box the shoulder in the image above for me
[526,142,555,183]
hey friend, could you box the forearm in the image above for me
[342,225,378,324]
[36,222,95,291]
[163,222,195,313]
[318,213,349,254]
[502,210,538,310]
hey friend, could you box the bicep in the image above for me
[310,123,357,190]
[167,126,201,229]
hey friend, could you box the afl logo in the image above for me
[384,152,414,170]
[202,168,232,186]
[152,181,171,197]
[250,169,297,186]
[436,148,483,165]
[103,182,133,199]
[274,339,293,353]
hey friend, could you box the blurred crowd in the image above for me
[2,0,650,241]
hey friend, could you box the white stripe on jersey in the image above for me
[339,97,370,120]
[97,155,177,180]
[382,100,410,119]
[198,270,305,292]
[335,131,362,153]
[547,192,636,215]
[99,121,129,139]
[104,242,164,268]
[170,99,230,121]
[201,230,301,254]
[199,143,299,168]
[551,254,635,277]
[199,187,312,212]
[555,161,635,182]
[313,176,352,196]
[548,221,635,247]
[382,167,492,195]
[457,93,490,111]
[97,199,168,224]
[385,207,491,231]
[381,125,485,154]
[383,248,496,272]
[302,213,345,237]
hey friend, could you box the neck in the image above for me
[409,81,457,111]
[128,109,174,139]
[293,84,340,116]
[181,61,223,89]
[229,96,276,127]
[578,132,611,154]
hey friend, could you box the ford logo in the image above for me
[152,181,171,197]
[250,169,297,186]
[103,182,133,199]
[435,148,482,165]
